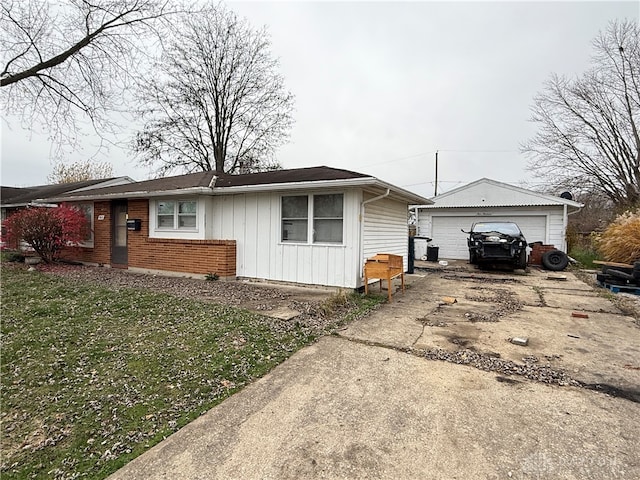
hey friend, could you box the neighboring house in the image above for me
[413,178,583,260]
[41,166,431,289]
[1,177,133,249]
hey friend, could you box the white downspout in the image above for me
[358,188,390,287]
[562,204,568,252]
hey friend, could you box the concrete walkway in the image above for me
[109,269,640,480]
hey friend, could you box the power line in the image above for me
[362,148,522,169]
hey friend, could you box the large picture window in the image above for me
[281,193,343,244]
[156,200,197,230]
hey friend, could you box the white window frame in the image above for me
[155,199,198,231]
[281,193,344,245]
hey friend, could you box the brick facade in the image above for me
[68,201,112,265]
[68,199,236,277]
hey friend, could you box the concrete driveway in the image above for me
[109,266,640,480]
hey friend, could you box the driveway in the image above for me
[108,266,640,479]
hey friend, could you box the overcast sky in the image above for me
[1,1,638,199]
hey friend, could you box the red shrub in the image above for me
[4,204,88,263]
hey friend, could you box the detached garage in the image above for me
[413,178,583,260]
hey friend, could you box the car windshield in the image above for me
[471,222,521,236]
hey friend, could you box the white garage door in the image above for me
[431,216,547,259]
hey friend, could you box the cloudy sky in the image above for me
[1,1,637,199]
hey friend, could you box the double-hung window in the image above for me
[281,193,343,244]
[281,195,308,242]
[156,200,197,230]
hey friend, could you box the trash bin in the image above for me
[426,246,439,262]
[407,237,415,274]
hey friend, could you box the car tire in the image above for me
[516,249,527,269]
[469,251,477,264]
[541,250,569,271]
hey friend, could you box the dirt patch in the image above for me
[573,269,640,325]
[441,273,521,284]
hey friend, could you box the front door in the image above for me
[111,201,128,265]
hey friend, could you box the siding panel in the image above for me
[363,196,409,274]
[213,189,361,288]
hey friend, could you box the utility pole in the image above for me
[434,150,439,196]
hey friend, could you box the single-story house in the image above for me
[412,178,583,260]
[1,177,133,220]
[40,166,431,289]
[1,177,133,249]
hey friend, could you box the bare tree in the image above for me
[523,20,640,209]
[133,4,294,176]
[1,0,173,149]
[47,159,114,184]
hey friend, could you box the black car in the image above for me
[464,221,528,269]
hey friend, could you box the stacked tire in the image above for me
[540,250,569,271]
[596,261,640,287]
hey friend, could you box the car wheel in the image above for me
[541,250,569,271]
[514,249,526,269]
[469,251,477,264]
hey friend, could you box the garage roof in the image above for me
[414,178,583,210]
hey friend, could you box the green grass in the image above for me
[569,246,600,269]
[0,266,382,479]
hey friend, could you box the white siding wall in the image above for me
[415,206,567,259]
[210,189,362,288]
[148,196,208,240]
[362,195,409,274]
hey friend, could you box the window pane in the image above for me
[157,201,175,215]
[179,201,196,214]
[282,196,308,218]
[314,194,343,218]
[158,215,174,228]
[179,215,196,228]
[313,194,343,243]
[76,203,94,242]
[314,219,343,243]
[282,219,308,242]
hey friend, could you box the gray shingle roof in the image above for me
[1,179,123,206]
[51,167,372,199]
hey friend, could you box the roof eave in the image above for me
[39,187,214,203]
[35,177,432,205]
[417,202,584,209]
[215,177,431,204]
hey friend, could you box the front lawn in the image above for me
[0,266,381,479]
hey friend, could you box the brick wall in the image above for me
[67,199,236,277]
[128,199,236,276]
[62,201,111,264]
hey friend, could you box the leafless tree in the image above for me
[133,4,294,176]
[47,159,114,184]
[523,19,640,209]
[1,0,173,150]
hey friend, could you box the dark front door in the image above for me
[111,201,128,265]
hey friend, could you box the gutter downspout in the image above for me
[359,188,390,287]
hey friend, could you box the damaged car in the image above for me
[463,221,528,269]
